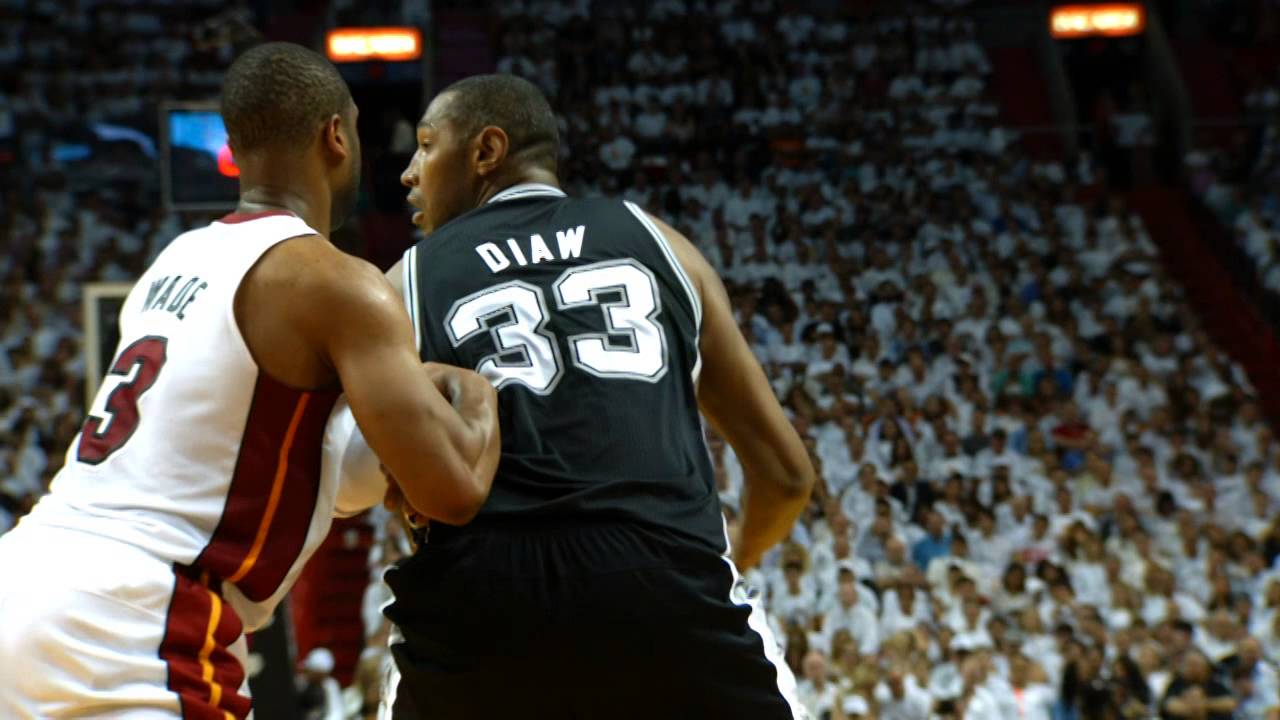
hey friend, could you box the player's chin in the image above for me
[411,210,425,227]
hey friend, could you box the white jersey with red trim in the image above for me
[20,209,344,632]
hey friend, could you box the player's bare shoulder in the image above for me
[266,234,397,310]
[236,234,404,389]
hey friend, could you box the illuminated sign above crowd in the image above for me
[325,27,422,62]
[1051,4,1146,38]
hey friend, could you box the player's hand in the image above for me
[382,474,404,512]
[418,362,501,522]
[424,362,501,477]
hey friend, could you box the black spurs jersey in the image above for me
[402,183,725,553]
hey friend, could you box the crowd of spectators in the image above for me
[5,0,1280,719]
[0,0,258,175]
[471,1,1280,719]
[0,0,251,535]
[1189,63,1280,301]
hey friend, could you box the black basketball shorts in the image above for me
[381,521,807,719]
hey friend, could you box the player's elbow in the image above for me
[738,440,816,501]
[748,449,816,501]
[431,498,483,526]
[434,477,488,525]
[780,458,817,500]
[410,467,490,526]
[396,461,486,525]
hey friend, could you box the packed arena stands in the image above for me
[1191,71,1280,318]
[1180,2,1280,333]
[1,0,242,534]
[4,0,1280,718]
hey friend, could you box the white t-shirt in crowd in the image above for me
[873,675,933,720]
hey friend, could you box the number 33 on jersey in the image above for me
[446,259,667,394]
[406,192,701,396]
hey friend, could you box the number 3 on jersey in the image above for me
[445,259,667,394]
[78,336,169,464]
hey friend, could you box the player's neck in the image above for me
[235,186,330,237]
[474,167,560,207]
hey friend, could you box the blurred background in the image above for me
[4,0,1280,718]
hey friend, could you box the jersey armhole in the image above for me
[622,200,704,383]
[402,245,423,355]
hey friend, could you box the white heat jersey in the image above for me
[22,209,342,632]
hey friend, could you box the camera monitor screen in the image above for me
[161,104,240,210]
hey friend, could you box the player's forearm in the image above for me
[381,366,499,525]
[434,367,501,515]
[455,373,501,488]
[734,462,814,570]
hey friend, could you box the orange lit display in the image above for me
[1051,4,1146,38]
[325,27,422,63]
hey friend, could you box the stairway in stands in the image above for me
[1128,188,1280,425]
[988,46,1062,159]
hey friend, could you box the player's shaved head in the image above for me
[433,74,559,173]
[221,42,362,232]
[220,42,353,154]
[403,74,561,233]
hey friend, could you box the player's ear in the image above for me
[323,113,350,163]
[474,126,509,178]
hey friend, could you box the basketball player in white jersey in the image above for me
[0,43,500,719]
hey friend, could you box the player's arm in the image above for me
[423,360,502,492]
[383,255,502,502]
[647,214,815,570]
[295,242,499,524]
[324,363,505,522]
[321,256,496,519]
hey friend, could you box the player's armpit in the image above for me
[295,247,499,525]
[644,214,815,570]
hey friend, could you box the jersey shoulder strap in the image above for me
[400,242,426,356]
[616,199,703,336]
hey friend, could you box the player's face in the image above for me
[402,93,474,234]
[330,102,362,230]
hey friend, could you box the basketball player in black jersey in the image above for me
[381,75,815,719]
